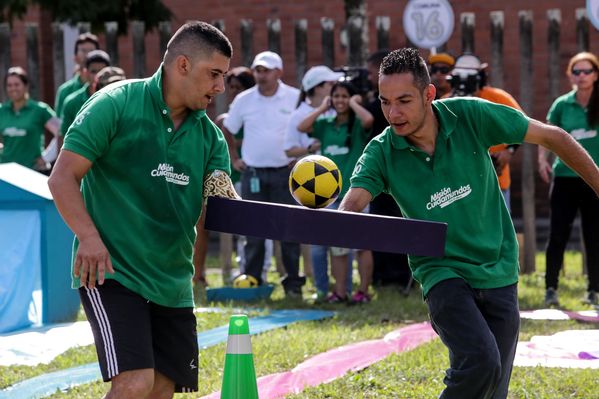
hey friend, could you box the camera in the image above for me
[334,66,371,96]
[448,54,488,97]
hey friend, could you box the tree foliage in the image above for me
[0,0,173,33]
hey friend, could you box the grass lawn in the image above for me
[1,251,597,398]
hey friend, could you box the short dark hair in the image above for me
[164,21,232,64]
[74,32,100,55]
[367,49,390,68]
[5,66,28,87]
[85,50,111,68]
[380,48,430,91]
[226,66,255,90]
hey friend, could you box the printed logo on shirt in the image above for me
[570,128,597,140]
[426,185,472,210]
[74,111,91,126]
[3,127,26,137]
[325,145,349,156]
[150,163,190,186]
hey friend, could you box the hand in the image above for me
[491,149,512,174]
[349,95,363,106]
[34,157,50,171]
[307,139,321,154]
[74,233,114,289]
[232,158,247,172]
[538,159,553,184]
[319,96,331,112]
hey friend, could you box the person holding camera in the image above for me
[449,54,522,210]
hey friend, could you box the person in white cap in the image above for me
[222,51,306,297]
[283,65,346,301]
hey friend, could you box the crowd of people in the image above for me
[0,19,590,399]
[1,28,598,310]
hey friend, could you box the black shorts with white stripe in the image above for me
[79,279,198,392]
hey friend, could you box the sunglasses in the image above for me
[571,68,595,76]
[430,66,451,74]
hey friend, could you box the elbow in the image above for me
[47,172,61,197]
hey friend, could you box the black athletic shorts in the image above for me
[79,279,198,392]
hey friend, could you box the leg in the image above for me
[356,249,373,294]
[241,168,268,283]
[280,240,304,295]
[331,252,350,299]
[478,284,520,399]
[311,244,330,295]
[426,279,502,399]
[106,369,155,399]
[545,178,579,291]
[148,372,176,399]
[80,281,155,397]
[301,244,314,279]
[219,233,233,285]
[579,180,599,293]
[270,167,304,294]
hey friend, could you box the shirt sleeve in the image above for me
[60,100,77,136]
[38,102,56,124]
[206,124,232,176]
[62,92,120,163]
[284,111,304,150]
[349,138,386,198]
[222,95,244,135]
[475,99,529,148]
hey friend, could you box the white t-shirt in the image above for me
[224,82,300,168]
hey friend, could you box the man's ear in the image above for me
[425,84,436,103]
[176,55,190,75]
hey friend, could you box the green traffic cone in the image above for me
[220,314,259,399]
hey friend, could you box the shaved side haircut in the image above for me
[380,48,430,91]
[164,21,232,65]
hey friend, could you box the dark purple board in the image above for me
[204,197,446,257]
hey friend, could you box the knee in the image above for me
[475,351,502,385]
[108,370,154,398]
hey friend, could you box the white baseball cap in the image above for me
[301,66,344,91]
[452,54,488,78]
[251,51,283,70]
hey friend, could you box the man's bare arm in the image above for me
[48,150,114,288]
[339,187,373,212]
[524,119,599,195]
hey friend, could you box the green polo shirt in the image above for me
[63,65,231,307]
[55,73,85,116]
[547,90,599,177]
[350,97,529,296]
[60,84,90,136]
[312,116,370,198]
[0,99,55,168]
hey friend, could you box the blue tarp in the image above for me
[0,210,42,333]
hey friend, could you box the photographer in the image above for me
[449,54,523,210]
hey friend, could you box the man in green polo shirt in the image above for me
[48,21,233,398]
[341,48,599,399]
[54,32,100,117]
[60,49,111,136]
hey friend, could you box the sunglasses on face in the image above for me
[430,65,451,74]
[571,68,595,76]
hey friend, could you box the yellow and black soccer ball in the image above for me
[289,155,342,208]
[233,274,259,288]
